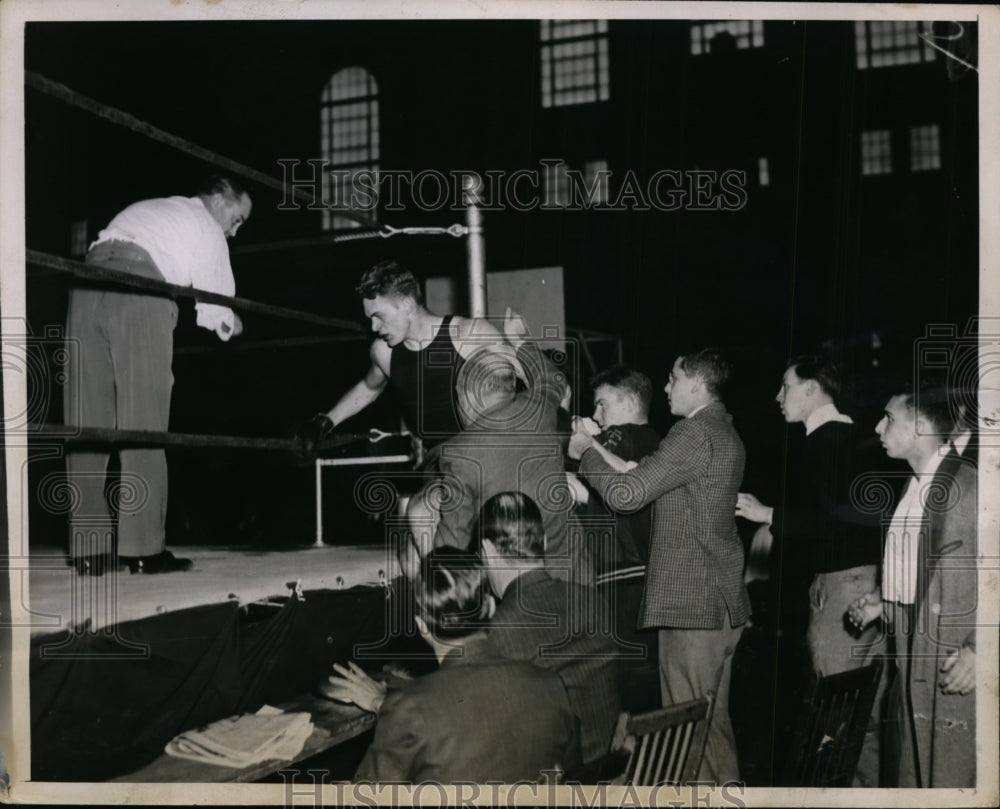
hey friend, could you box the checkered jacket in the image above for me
[579,401,750,630]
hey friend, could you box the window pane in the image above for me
[70,220,88,258]
[582,160,609,203]
[910,124,941,171]
[540,19,610,108]
[861,129,892,175]
[856,21,936,69]
[321,66,380,230]
[690,20,767,54]
[758,157,770,186]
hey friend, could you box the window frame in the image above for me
[320,66,380,231]
[539,19,610,109]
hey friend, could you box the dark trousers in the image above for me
[881,601,916,788]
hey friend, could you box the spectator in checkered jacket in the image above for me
[569,348,750,784]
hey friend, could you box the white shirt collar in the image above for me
[916,446,948,479]
[804,402,853,436]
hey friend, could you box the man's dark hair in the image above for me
[898,372,955,436]
[414,547,491,640]
[472,491,546,560]
[356,259,423,302]
[680,347,732,399]
[949,344,979,432]
[787,354,841,401]
[589,365,653,416]
[198,175,248,203]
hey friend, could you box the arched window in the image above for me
[321,67,379,230]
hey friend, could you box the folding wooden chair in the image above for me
[780,659,884,787]
[607,693,715,785]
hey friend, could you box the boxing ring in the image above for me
[12,64,631,782]
[19,62,491,593]
[13,69,500,783]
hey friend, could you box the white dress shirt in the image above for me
[882,451,946,605]
[93,196,236,339]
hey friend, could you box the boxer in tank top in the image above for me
[317,260,503,450]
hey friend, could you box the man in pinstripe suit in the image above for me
[569,348,750,784]
[476,492,621,769]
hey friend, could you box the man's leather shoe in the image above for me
[121,550,194,574]
[71,553,121,576]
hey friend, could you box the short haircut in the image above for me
[458,345,519,407]
[787,354,841,401]
[355,259,423,302]
[414,547,491,640]
[948,344,979,430]
[589,365,653,417]
[472,491,546,560]
[897,372,955,436]
[197,175,249,203]
[679,347,731,399]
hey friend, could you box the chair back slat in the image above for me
[660,726,679,783]
[612,694,714,786]
[781,660,884,787]
[824,687,856,782]
[652,726,674,783]
[632,733,651,782]
[668,722,694,783]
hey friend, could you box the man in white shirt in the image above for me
[848,379,977,787]
[64,176,252,575]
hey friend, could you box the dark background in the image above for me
[21,18,978,549]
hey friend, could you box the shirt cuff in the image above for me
[195,302,236,341]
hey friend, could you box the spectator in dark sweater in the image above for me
[736,354,882,678]
[575,366,662,711]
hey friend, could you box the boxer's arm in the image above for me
[324,340,390,426]
[451,315,503,359]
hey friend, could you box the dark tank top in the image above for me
[390,315,465,448]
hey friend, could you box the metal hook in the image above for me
[369,427,411,443]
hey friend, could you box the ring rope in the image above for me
[381,224,468,238]
[232,223,469,255]
[28,423,411,451]
[25,71,372,220]
[26,249,365,333]
[174,334,367,356]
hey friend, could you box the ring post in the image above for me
[463,173,487,318]
[315,458,324,547]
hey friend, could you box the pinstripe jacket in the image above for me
[578,401,751,630]
[487,570,621,765]
[354,635,581,782]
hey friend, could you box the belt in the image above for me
[87,240,157,265]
